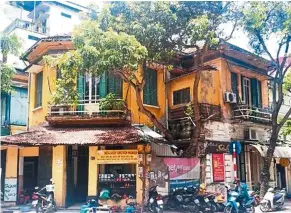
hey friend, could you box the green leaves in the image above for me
[0,63,16,93]
[0,33,22,62]
[284,71,291,93]
[44,51,81,106]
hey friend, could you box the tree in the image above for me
[240,2,291,197]
[0,33,21,63]
[53,2,237,154]
[0,33,21,93]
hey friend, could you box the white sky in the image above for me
[0,0,283,59]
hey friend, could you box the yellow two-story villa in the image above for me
[3,36,291,206]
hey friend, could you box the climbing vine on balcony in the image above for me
[43,51,81,106]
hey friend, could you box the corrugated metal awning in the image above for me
[250,144,291,158]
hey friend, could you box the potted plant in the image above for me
[99,93,126,117]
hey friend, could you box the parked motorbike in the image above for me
[166,186,199,212]
[260,188,286,212]
[18,189,31,205]
[194,193,216,213]
[148,185,164,213]
[214,192,226,212]
[32,179,57,213]
[248,190,260,207]
[223,190,255,213]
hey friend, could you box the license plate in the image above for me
[194,199,199,204]
[149,198,154,203]
[205,198,209,203]
[32,200,38,205]
[157,200,163,205]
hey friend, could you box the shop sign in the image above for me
[4,178,17,201]
[96,150,138,164]
[205,142,229,153]
[212,154,225,182]
[279,158,290,167]
[162,158,200,180]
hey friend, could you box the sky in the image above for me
[0,0,283,59]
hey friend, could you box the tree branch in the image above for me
[279,36,291,75]
[201,112,220,122]
[278,107,291,130]
[255,31,276,63]
[224,19,238,41]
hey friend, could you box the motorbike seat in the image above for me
[273,194,283,202]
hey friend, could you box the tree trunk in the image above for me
[2,54,7,63]
[260,115,279,199]
[134,84,174,142]
[185,69,202,157]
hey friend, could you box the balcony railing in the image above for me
[232,104,272,124]
[4,19,49,35]
[46,99,130,127]
[168,103,222,140]
[169,103,222,121]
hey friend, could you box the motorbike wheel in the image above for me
[167,201,177,210]
[224,206,233,213]
[249,205,255,213]
[35,203,43,213]
[260,203,270,212]
[148,203,157,213]
[209,201,217,212]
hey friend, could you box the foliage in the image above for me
[0,63,15,93]
[240,1,291,197]
[0,33,21,62]
[44,51,81,106]
[99,93,126,111]
[185,102,194,117]
[284,71,291,93]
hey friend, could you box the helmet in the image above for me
[200,183,206,190]
[233,178,240,184]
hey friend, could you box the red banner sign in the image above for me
[212,154,225,182]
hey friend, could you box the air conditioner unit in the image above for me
[244,128,258,140]
[224,92,237,103]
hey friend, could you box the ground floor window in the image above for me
[98,164,136,199]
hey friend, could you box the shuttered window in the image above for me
[35,72,43,108]
[173,87,190,105]
[231,72,238,102]
[143,68,158,106]
[108,73,123,98]
[251,78,262,108]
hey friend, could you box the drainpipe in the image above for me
[164,68,169,129]
[26,72,31,131]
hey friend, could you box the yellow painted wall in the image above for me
[10,125,26,135]
[124,66,166,126]
[88,146,98,196]
[28,65,57,127]
[168,59,222,109]
[19,147,39,157]
[5,147,18,178]
[52,145,67,207]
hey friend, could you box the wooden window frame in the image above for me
[35,71,43,108]
[173,87,191,106]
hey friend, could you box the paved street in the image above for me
[3,200,291,213]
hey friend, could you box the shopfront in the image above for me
[88,147,145,207]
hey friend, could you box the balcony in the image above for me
[4,19,49,35]
[168,103,222,140]
[45,99,130,127]
[232,104,272,124]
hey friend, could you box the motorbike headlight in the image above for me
[230,197,236,201]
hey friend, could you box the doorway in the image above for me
[23,157,38,194]
[66,146,89,207]
[276,164,286,189]
[1,150,6,200]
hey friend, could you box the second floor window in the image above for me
[35,71,43,108]
[61,12,72,19]
[173,87,190,105]
[143,68,158,106]
[241,75,262,107]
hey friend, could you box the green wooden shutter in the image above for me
[251,78,258,107]
[35,72,43,108]
[99,72,108,98]
[151,69,157,105]
[143,68,157,105]
[77,72,84,112]
[231,72,238,102]
[115,75,122,98]
[143,69,150,104]
[258,80,262,108]
[241,75,245,102]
